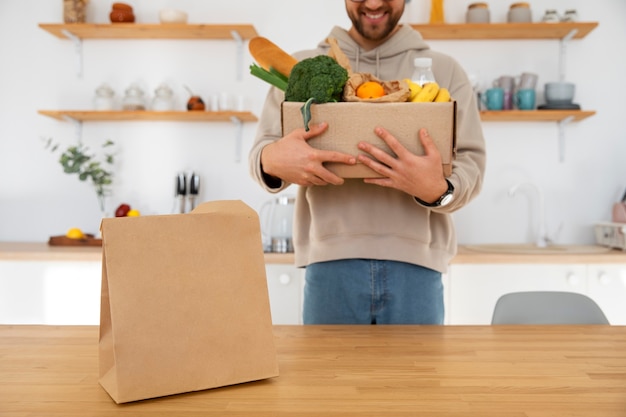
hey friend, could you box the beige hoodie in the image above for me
[249,25,486,273]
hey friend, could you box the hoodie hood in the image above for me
[314,25,430,79]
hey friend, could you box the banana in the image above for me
[434,87,451,102]
[403,78,422,101]
[412,82,439,102]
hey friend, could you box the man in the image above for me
[249,0,486,324]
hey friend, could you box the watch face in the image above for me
[440,193,453,206]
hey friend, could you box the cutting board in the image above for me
[48,234,102,247]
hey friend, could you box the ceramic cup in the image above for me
[508,3,532,22]
[518,72,538,90]
[466,3,490,23]
[482,88,504,110]
[515,88,536,110]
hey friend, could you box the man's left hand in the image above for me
[357,127,448,204]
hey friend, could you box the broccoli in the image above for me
[284,55,349,131]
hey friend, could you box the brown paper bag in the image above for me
[98,200,279,404]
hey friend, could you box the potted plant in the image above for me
[44,138,116,216]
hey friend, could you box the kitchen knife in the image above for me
[175,172,186,213]
[188,172,200,211]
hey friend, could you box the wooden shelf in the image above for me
[38,23,258,40]
[410,22,598,40]
[480,110,595,122]
[38,110,258,122]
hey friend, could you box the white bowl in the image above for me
[159,9,188,24]
[544,82,575,105]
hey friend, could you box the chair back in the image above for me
[491,291,610,325]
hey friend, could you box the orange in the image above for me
[356,81,385,99]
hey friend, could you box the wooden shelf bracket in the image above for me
[62,114,83,143]
[231,30,244,81]
[61,29,83,78]
[558,115,575,162]
[559,29,578,81]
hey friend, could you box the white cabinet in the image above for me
[0,259,304,326]
[0,261,101,325]
[265,264,304,325]
[448,263,626,325]
[586,264,626,325]
[449,264,586,325]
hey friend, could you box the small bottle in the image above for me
[412,57,436,87]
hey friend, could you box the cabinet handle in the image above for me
[597,272,612,286]
[566,272,581,286]
[278,274,291,285]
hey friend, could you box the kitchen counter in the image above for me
[1,324,625,416]
[2,241,625,264]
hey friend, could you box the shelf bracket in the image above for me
[230,116,243,162]
[557,115,575,162]
[62,115,83,144]
[230,30,244,81]
[559,29,578,81]
[61,29,83,78]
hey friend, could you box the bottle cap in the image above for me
[414,57,432,68]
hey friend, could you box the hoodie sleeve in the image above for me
[248,86,291,192]
[431,54,486,213]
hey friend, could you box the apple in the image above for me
[115,203,131,217]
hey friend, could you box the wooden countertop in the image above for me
[1,324,624,416]
[2,241,625,264]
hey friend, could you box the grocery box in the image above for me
[595,222,626,251]
[281,101,457,178]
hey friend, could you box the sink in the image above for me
[463,243,612,255]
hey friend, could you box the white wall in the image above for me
[0,0,624,245]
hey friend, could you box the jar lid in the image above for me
[414,57,432,68]
[468,3,489,9]
[510,2,530,9]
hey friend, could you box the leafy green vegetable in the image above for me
[284,55,349,131]
[250,63,288,91]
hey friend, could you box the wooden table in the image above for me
[1,325,625,416]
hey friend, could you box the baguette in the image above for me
[249,37,298,79]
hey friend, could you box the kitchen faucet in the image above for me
[508,182,549,248]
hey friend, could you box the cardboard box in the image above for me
[281,101,457,178]
[99,200,279,403]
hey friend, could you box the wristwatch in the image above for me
[415,179,454,207]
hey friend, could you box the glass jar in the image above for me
[93,83,115,111]
[63,0,87,23]
[122,83,146,111]
[151,83,175,111]
[562,9,578,22]
[541,9,561,23]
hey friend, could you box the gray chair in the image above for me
[491,291,610,325]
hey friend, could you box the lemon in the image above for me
[127,209,140,217]
[66,227,85,240]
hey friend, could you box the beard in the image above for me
[347,3,404,42]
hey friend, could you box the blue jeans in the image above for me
[303,259,444,324]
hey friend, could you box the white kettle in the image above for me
[260,196,295,253]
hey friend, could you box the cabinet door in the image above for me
[0,261,101,325]
[587,264,626,325]
[265,264,304,325]
[449,264,587,325]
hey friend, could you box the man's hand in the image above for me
[357,127,448,203]
[261,122,356,187]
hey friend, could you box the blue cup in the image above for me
[515,88,536,110]
[482,88,504,110]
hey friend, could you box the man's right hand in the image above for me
[260,122,356,186]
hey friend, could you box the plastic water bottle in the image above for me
[412,57,436,86]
